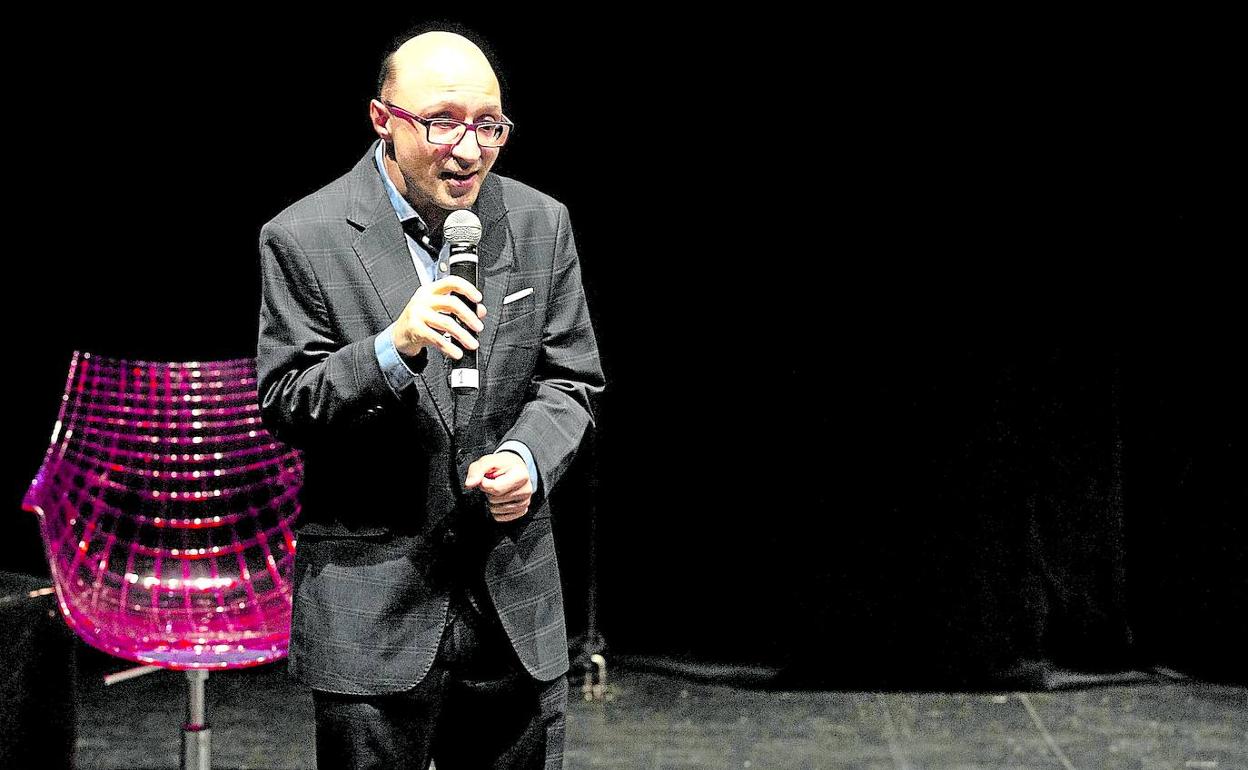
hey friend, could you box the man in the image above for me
[256,29,604,769]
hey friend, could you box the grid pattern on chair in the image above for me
[23,352,302,669]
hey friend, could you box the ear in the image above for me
[369,99,393,143]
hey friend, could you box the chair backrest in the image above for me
[23,352,302,669]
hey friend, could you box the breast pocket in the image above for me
[497,287,537,328]
[495,310,541,355]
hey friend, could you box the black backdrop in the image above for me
[6,14,1243,686]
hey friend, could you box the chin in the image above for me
[444,189,479,207]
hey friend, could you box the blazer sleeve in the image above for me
[501,204,606,496]
[255,218,407,449]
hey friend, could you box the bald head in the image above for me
[378,32,501,106]
[369,29,507,227]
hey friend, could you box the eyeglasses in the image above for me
[381,101,514,148]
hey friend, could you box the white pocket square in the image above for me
[503,287,534,305]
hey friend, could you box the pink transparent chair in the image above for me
[22,351,302,770]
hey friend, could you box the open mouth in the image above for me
[440,171,477,181]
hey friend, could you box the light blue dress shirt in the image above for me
[370,142,539,493]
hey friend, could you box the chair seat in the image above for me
[23,352,303,670]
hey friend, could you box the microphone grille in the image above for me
[443,210,483,246]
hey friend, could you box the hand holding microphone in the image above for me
[391,276,485,360]
[390,211,484,388]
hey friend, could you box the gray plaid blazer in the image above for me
[256,141,604,695]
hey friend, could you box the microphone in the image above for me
[443,210,482,392]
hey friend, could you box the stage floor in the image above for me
[74,661,1245,769]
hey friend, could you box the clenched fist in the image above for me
[465,452,533,522]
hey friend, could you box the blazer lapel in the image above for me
[354,193,421,326]
[347,146,456,433]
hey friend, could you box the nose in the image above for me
[451,128,482,163]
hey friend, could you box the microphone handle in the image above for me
[448,243,479,391]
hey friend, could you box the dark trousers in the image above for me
[312,584,568,769]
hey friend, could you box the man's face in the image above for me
[379,60,504,221]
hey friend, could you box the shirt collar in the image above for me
[373,140,429,235]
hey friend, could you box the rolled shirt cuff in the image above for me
[374,321,420,394]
